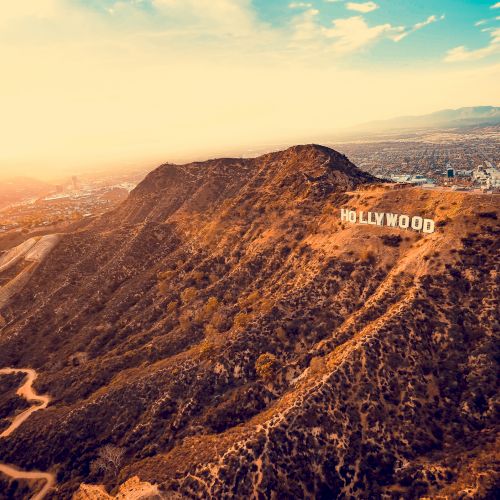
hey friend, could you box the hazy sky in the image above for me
[1,1,499,180]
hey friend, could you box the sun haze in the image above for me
[1,0,499,180]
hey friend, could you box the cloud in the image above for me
[345,2,379,14]
[414,14,445,30]
[290,8,322,41]
[289,2,313,9]
[491,2,500,9]
[290,9,445,54]
[475,20,487,26]
[323,16,403,53]
[445,28,500,62]
[150,0,257,36]
[392,14,445,42]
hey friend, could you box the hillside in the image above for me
[0,145,498,499]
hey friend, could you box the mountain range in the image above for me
[346,106,500,135]
[0,145,498,499]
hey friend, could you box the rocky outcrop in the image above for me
[73,476,161,500]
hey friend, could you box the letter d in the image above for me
[423,219,435,234]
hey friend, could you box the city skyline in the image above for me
[1,1,499,179]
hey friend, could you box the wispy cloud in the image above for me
[289,2,313,9]
[345,2,379,14]
[445,28,500,62]
[290,8,446,54]
[150,0,258,37]
[491,2,500,9]
[393,14,445,42]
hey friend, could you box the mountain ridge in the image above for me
[348,106,500,134]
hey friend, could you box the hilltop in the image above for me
[0,145,498,499]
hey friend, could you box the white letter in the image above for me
[411,216,423,231]
[367,212,376,225]
[374,212,384,226]
[423,219,435,234]
[385,213,398,227]
[349,211,357,223]
[341,208,349,221]
[359,211,367,224]
[399,215,410,229]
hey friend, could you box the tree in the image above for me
[166,301,178,314]
[233,312,250,329]
[158,280,169,295]
[204,297,219,317]
[255,353,278,381]
[158,270,176,281]
[275,326,287,342]
[181,287,197,305]
[239,291,259,308]
[90,445,125,477]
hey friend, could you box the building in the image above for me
[472,165,500,189]
[389,174,435,185]
[72,176,80,190]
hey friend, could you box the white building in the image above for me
[473,165,500,188]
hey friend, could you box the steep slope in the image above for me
[0,145,498,499]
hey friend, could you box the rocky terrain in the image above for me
[0,145,498,499]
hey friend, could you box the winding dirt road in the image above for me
[0,368,55,499]
[0,463,55,500]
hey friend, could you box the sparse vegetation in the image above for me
[359,248,376,264]
[477,211,497,220]
[380,234,402,247]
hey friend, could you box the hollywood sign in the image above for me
[340,209,435,233]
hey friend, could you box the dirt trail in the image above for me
[0,368,55,499]
[0,463,55,500]
[0,368,50,438]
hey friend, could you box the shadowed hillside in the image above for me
[0,145,498,499]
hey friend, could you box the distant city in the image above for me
[334,127,499,191]
[1,127,498,237]
[0,169,148,234]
